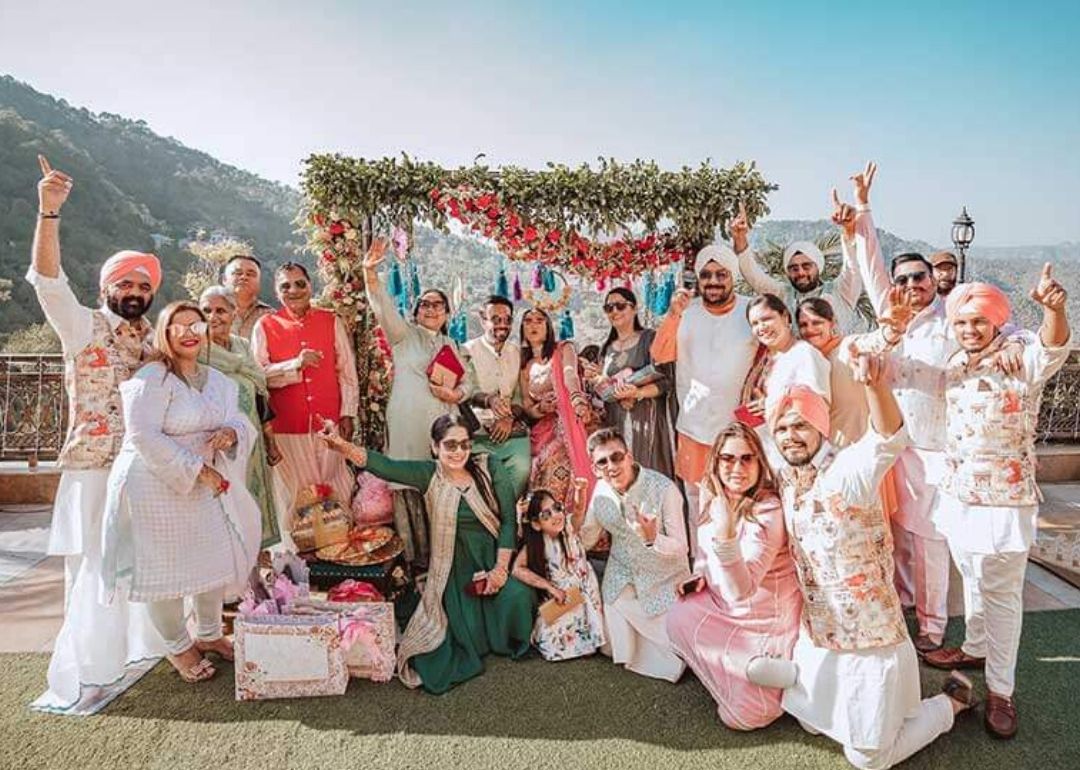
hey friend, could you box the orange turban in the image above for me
[99,250,162,292]
[945,282,1010,328]
[769,384,831,438]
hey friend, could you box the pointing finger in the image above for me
[831,187,842,208]
[1041,262,1053,280]
[38,154,52,176]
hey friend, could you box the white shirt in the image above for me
[674,297,758,444]
[462,336,521,430]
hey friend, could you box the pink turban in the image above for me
[99,250,162,292]
[769,384,831,438]
[945,282,1011,328]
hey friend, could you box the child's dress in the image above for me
[532,526,605,661]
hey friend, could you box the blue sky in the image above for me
[1,0,1077,246]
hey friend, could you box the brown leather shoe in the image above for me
[914,634,943,654]
[922,646,986,670]
[985,693,1018,739]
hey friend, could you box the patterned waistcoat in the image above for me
[592,468,690,616]
[785,456,907,651]
[58,311,148,469]
[942,343,1042,507]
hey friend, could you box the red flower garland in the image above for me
[430,187,684,281]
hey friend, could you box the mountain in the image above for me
[1,74,1076,347]
[0,74,302,335]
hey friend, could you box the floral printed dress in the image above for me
[533,528,605,661]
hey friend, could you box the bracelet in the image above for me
[39,212,60,219]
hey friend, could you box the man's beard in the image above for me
[936,280,956,296]
[107,294,152,320]
[792,276,821,293]
[701,285,731,307]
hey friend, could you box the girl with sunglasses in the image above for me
[319,413,533,694]
[666,422,801,730]
[586,288,676,479]
[512,485,605,661]
[100,301,262,683]
[363,239,474,568]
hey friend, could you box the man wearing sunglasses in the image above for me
[251,262,359,516]
[578,428,690,682]
[734,199,866,333]
[651,239,758,538]
[222,254,273,340]
[27,155,165,711]
[844,162,1025,657]
[462,295,531,498]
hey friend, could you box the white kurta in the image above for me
[101,363,260,602]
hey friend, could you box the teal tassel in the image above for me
[396,294,410,317]
[657,275,674,316]
[542,267,556,293]
[558,309,575,341]
[449,313,468,344]
[643,273,657,314]
[409,261,421,300]
[495,266,509,299]
[388,262,404,300]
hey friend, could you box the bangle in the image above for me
[39,212,60,219]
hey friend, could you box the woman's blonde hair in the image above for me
[150,300,208,379]
[700,421,778,524]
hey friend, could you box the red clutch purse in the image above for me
[426,345,466,388]
[733,403,765,428]
[464,571,488,597]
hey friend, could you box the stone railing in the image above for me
[3,350,1080,461]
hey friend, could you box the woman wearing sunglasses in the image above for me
[666,422,801,730]
[319,413,533,694]
[100,301,262,683]
[585,288,676,479]
[363,239,474,568]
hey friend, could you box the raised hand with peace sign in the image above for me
[850,160,877,207]
[830,187,856,240]
[726,201,751,254]
[37,154,73,215]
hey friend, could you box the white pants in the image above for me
[948,544,1027,696]
[842,694,954,770]
[891,520,950,641]
[602,587,684,683]
[145,588,225,656]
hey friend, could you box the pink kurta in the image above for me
[666,494,801,730]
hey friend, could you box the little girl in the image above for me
[512,488,605,661]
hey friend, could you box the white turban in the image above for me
[783,241,824,271]
[694,243,738,275]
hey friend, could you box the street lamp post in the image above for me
[951,207,975,283]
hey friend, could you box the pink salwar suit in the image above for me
[666,493,802,730]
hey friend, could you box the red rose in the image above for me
[322,250,335,263]
[477,193,495,209]
[545,229,561,244]
[329,221,345,236]
[486,206,500,220]
[523,226,539,243]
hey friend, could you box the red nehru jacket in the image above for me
[259,307,342,434]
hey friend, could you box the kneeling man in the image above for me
[579,428,690,682]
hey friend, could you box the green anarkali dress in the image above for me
[365,451,534,694]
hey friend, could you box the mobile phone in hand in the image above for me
[680,576,704,594]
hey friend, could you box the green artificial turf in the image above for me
[3,609,1078,770]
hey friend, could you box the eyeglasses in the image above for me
[486,314,512,326]
[893,271,928,287]
[699,269,729,281]
[718,453,757,467]
[603,301,633,313]
[278,279,308,291]
[536,503,564,521]
[440,439,472,453]
[167,321,208,337]
[593,450,627,468]
[418,300,447,311]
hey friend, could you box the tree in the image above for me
[182,234,255,299]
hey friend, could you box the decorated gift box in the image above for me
[234,614,349,701]
[288,598,396,682]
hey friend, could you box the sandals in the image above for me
[943,671,979,712]
[195,637,235,662]
[167,651,217,683]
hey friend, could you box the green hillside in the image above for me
[0,74,302,335]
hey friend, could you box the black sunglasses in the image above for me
[603,301,633,313]
[893,271,928,287]
[593,450,627,468]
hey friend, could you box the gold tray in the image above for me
[316,530,403,566]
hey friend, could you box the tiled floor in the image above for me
[2,489,1080,655]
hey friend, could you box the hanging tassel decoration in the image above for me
[531,263,543,289]
[643,273,657,314]
[495,264,509,299]
[558,309,575,341]
[388,262,404,300]
[542,267,557,293]
[409,261,422,302]
[512,271,524,302]
[596,276,606,292]
[658,272,675,316]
